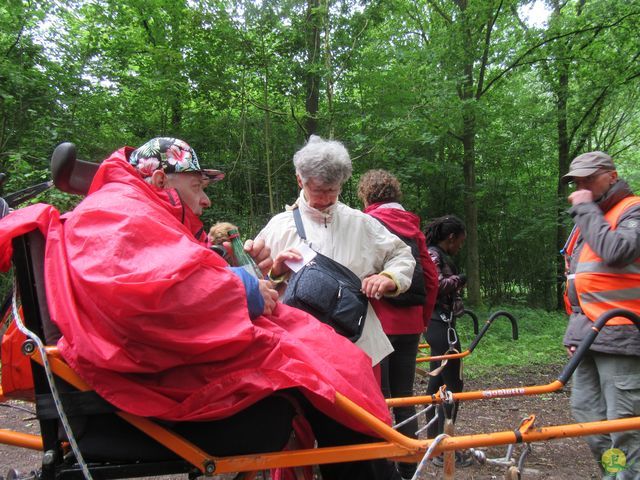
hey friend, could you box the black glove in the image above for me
[457,273,467,287]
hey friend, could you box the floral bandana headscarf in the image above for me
[129,137,224,181]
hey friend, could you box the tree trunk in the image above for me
[555,57,570,309]
[322,0,334,138]
[304,0,321,136]
[263,55,275,215]
[462,106,481,306]
[457,0,481,306]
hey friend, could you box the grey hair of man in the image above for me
[293,135,353,186]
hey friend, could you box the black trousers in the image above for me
[380,333,420,478]
[424,320,464,439]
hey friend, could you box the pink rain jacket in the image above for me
[0,148,390,434]
[364,202,438,333]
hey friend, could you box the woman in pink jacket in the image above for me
[358,169,438,480]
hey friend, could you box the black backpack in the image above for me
[374,217,426,307]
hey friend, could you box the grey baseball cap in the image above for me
[561,151,615,184]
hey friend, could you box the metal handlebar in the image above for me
[397,308,640,407]
[3,180,53,208]
[416,309,518,363]
[468,310,518,353]
[558,308,640,385]
[461,309,479,335]
[418,309,479,350]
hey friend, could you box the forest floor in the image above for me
[0,365,603,479]
[413,364,601,479]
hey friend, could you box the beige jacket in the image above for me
[257,191,416,365]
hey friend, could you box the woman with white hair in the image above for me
[257,135,415,374]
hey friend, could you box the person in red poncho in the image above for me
[0,137,401,480]
[357,169,438,480]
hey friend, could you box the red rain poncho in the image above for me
[0,148,390,434]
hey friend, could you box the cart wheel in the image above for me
[505,465,520,480]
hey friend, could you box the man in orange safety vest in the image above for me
[562,151,640,479]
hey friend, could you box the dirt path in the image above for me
[1,366,603,479]
[412,365,601,479]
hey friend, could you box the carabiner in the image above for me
[447,326,458,348]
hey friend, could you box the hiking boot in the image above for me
[431,450,474,468]
[455,449,475,467]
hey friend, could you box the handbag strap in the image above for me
[293,207,307,241]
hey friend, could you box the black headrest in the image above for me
[51,143,100,196]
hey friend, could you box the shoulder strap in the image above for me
[293,207,307,241]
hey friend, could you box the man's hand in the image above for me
[566,345,577,358]
[568,189,593,206]
[271,248,303,278]
[244,238,273,277]
[362,274,396,300]
[258,279,279,315]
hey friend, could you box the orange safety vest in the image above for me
[564,195,640,326]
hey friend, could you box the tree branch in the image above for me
[511,3,528,31]
[476,0,503,99]
[570,91,607,157]
[290,99,308,137]
[425,0,452,24]
[479,11,640,97]
[404,3,431,44]
[5,0,33,58]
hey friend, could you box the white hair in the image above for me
[293,135,352,186]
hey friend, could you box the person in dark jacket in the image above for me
[423,215,473,467]
[358,169,438,480]
[561,151,640,479]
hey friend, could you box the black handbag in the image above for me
[282,208,368,342]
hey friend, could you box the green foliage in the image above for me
[2,0,640,308]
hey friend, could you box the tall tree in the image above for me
[539,0,640,307]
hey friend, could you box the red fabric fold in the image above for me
[0,150,390,436]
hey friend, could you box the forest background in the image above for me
[1,0,639,310]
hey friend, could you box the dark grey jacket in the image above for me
[563,180,640,356]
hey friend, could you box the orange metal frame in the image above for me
[3,150,638,476]
[1,309,637,476]
[0,341,638,476]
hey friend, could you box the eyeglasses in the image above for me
[569,170,612,186]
